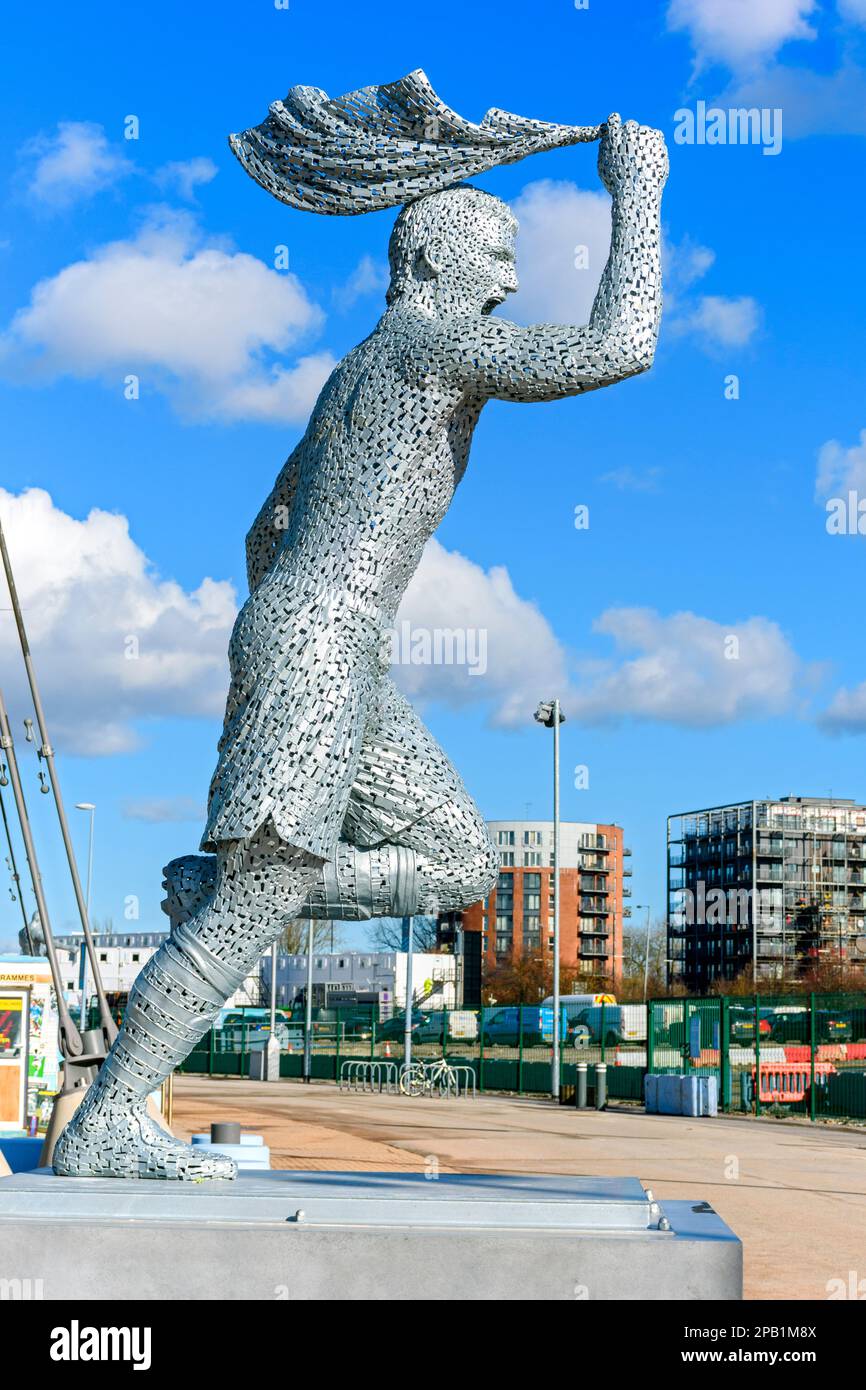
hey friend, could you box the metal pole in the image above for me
[269,941,277,1036]
[0,518,115,1043]
[403,917,414,1072]
[303,918,314,1083]
[0,778,31,946]
[75,804,94,1030]
[643,904,651,1000]
[0,689,81,1057]
[552,699,561,1100]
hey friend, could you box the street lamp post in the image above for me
[534,699,565,1101]
[75,803,95,1029]
[634,903,652,1000]
[403,916,414,1074]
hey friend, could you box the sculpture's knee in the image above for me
[464,832,500,904]
[431,827,499,912]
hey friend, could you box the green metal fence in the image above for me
[172,993,866,1122]
[647,992,866,1122]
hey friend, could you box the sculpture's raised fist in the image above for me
[598,114,669,196]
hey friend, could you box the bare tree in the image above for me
[366,916,439,952]
[279,918,343,953]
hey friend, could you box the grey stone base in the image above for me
[0,1170,741,1300]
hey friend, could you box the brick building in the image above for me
[455,819,630,987]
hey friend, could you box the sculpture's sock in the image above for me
[75,921,246,1122]
[305,843,419,920]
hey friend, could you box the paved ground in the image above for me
[172,1076,866,1301]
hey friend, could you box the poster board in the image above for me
[0,987,29,1131]
[0,957,61,1128]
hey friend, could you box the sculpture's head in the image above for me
[387,185,518,315]
[161,854,218,929]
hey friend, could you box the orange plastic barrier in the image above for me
[752,1061,835,1104]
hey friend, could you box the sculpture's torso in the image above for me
[268,308,483,619]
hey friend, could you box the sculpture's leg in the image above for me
[159,679,500,929]
[54,833,319,1180]
[321,678,499,917]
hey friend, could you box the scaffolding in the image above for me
[667,797,866,988]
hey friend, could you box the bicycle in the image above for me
[399,1056,459,1097]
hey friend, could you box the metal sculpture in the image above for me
[55,72,667,1178]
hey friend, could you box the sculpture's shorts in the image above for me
[201,579,391,860]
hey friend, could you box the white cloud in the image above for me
[839,0,866,24]
[820,683,866,733]
[506,179,610,326]
[664,234,716,293]
[568,607,801,726]
[598,467,664,492]
[393,539,572,728]
[333,254,389,310]
[506,180,760,354]
[722,62,866,138]
[815,429,866,498]
[155,157,218,201]
[122,796,206,823]
[668,293,762,349]
[24,121,134,208]
[0,488,237,755]
[667,0,818,72]
[0,209,332,422]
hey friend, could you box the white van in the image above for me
[542,992,616,1025]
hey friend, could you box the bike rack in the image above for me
[400,1061,477,1098]
[339,1060,400,1093]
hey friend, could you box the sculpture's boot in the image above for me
[304,843,419,921]
[54,922,247,1180]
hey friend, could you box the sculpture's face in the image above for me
[472,212,520,314]
[433,203,519,315]
[387,189,519,317]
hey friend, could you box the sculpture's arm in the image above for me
[447,117,667,402]
[245,447,301,590]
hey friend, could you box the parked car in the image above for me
[219,1008,292,1050]
[568,1005,626,1048]
[727,1007,775,1043]
[481,1006,553,1048]
[768,1009,852,1044]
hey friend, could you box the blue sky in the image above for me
[1,0,865,950]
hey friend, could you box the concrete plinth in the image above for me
[0,1170,741,1300]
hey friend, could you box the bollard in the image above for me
[210,1121,241,1145]
[575,1061,588,1109]
[595,1063,607,1110]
